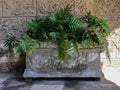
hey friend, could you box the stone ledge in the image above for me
[23,69,104,78]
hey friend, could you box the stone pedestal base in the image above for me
[23,48,104,78]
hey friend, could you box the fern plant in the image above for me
[4,34,40,56]
[4,5,111,61]
[16,34,40,55]
[4,34,17,53]
[80,12,111,61]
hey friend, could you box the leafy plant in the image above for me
[80,12,111,61]
[4,34,40,55]
[4,5,111,61]
[16,34,40,55]
[4,34,17,53]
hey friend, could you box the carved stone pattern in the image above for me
[26,48,87,73]
[101,28,120,60]
[23,48,103,78]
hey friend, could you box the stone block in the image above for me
[87,52,100,70]
[0,0,2,17]
[23,46,103,78]
[37,0,74,16]
[3,0,36,16]
[0,17,26,39]
[31,85,64,90]
[75,0,120,16]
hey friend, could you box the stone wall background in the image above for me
[0,0,120,72]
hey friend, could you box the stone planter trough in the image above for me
[23,42,104,79]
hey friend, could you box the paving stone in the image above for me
[0,0,2,17]
[31,84,64,90]
[18,87,31,90]
[64,80,120,90]
[0,77,32,90]
[0,76,120,90]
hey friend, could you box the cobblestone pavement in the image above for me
[0,61,120,90]
[0,75,120,90]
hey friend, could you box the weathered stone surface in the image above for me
[3,0,36,16]
[0,78,32,90]
[100,16,120,29]
[75,0,120,16]
[75,0,94,16]
[64,79,120,90]
[0,47,25,73]
[116,39,120,58]
[101,39,116,59]
[0,39,26,73]
[0,17,26,39]
[0,0,2,17]
[26,17,36,22]
[109,28,120,39]
[31,85,64,90]
[1,75,120,90]
[101,27,120,60]
[23,47,103,78]
[37,0,74,16]
[25,48,87,73]
[87,52,100,70]
[92,0,120,16]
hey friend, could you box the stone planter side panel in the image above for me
[23,48,103,78]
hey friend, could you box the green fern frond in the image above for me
[49,32,59,40]
[94,30,111,62]
[4,34,17,53]
[16,34,40,55]
[4,5,112,61]
[55,5,72,20]
[68,17,83,32]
